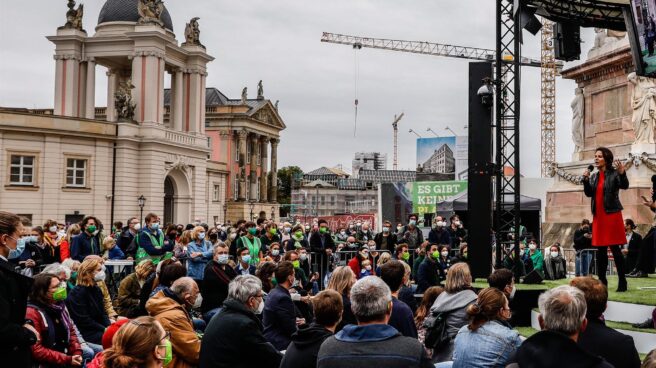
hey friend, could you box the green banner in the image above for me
[412,181,468,215]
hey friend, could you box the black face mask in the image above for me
[210,233,219,241]
[168,233,177,239]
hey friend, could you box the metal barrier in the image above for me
[104,259,135,299]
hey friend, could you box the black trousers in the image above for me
[596,245,626,284]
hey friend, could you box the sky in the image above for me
[0,0,596,177]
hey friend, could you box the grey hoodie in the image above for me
[429,289,477,361]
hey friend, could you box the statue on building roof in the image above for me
[571,88,584,152]
[257,80,264,100]
[61,0,84,31]
[274,100,279,111]
[241,87,248,105]
[115,79,136,121]
[183,17,204,48]
[628,72,656,144]
[138,0,165,27]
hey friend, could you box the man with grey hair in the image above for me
[317,276,432,368]
[200,275,282,368]
[42,262,71,282]
[507,285,612,368]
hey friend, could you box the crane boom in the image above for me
[392,113,404,170]
[321,32,553,68]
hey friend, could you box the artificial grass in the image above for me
[606,320,656,334]
[474,275,656,305]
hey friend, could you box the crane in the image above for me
[392,113,405,170]
[321,32,563,177]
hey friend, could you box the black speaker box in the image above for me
[523,269,544,285]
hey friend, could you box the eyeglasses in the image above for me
[160,330,171,343]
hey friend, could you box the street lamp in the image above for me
[408,129,422,138]
[137,195,146,225]
[426,128,440,137]
[249,201,255,221]
[445,126,458,136]
[223,203,228,224]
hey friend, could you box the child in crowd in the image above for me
[104,237,125,260]
[359,259,372,279]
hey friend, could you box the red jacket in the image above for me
[59,239,70,261]
[348,255,375,278]
[26,305,82,366]
[86,352,103,368]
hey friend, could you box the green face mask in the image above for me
[432,251,440,260]
[294,231,304,238]
[401,252,410,261]
[52,286,67,301]
[269,228,277,235]
[319,227,327,234]
[463,252,468,259]
[70,271,78,281]
[272,277,278,286]
[248,228,257,236]
[87,225,97,233]
[292,260,300,268]
[158,339,173,366]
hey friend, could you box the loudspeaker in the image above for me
[468,62,493,280]
[554,22,581,62]
[523,269,544,284]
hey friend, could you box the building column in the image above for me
[131,51,165,124]
[260,137,269,202]
[270,138,279,202]
[237,129,248,201]
[173,69,184,131]
[250,134,259,201]
[85,59,96,119]
[53,55,81,117]
[106,69,118,122]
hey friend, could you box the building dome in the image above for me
[98,0,174,32]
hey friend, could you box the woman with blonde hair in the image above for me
[450,287,520,367]
[186,226,214,290]
[65,257,111,347]
[326,266,357,331]
[103,316,172,368]
[174,230,192,261]
[117,259,155,317]
[375,251,392,275]
[429,262,477,362]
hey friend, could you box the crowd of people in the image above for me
[1,209,655,368]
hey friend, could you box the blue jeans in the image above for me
[193,317,206,332]
[203,307,222,323]
[576,250,593,276]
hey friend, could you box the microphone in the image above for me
[651,175,656,202]
[582,165,594,182]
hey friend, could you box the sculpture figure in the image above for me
[274,100,279,111]
[629,72,656,144]
[62,0,84,31]
[241,87,248,104]
[183,17,204,48]
[115,80,136,121]
[571,88,584,152]
[138,0,164,27]
[257,80,264,99]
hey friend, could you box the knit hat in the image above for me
[102,319,130,349]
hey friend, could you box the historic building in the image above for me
[0,0,284,226]
[422,144,455,174]
[352,152,387,177]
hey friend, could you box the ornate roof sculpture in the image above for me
[98,0,174,31]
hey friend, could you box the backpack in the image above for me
[423,309,450,350]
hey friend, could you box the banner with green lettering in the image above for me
[412,181,468,215]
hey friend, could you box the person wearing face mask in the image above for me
[398,214,424,250]
[200,275,283,368]
[488,268,517,302]
[375,220,398,251]
[234,222,263,266]
[436,244,455,280]
[526,238,544,277]
[348,245,375,278]
[544,244,567,280]
[310,219,336,289]
[135,213,173,264]
[70,216,103,262]
[26,273,83,367]
[573,219,595,277]
[447,215,468,249]
[116,217,140,257]
[186,226,215,292]
[336,227,348,242]
[102,316,174,368]
[346,222,356,237]
[260,223,281,253]
[416,244,441,294]
[58,224,81,262]
[355,222,374,244]
[201,244,237,323]
[235,247,257,276]
[502,244,528,278]
[146,277,202,367]
[263,261,301,351]
[43,219,62,261]
[449,288,520,367]
[428,216,452,248]
[265,242,283,263]
[66,258,111,347]
[0,211,40,367]
[284,224,309,252]
[18,226,55,276]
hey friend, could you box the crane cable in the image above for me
[353,44,360,137]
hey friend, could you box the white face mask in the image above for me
[271,250,280,256]
[94,271,106,282]
[550,251,559,258]
[192,294,203,309]
[133,223,141,231]
[49,226,58,233]
[529,244,537,251]
[284,227,291,233]
[509,285,516,300]
[365,265,372,271]
[255,298,264,314]
[441,251,449,257]
[520,249,525,256]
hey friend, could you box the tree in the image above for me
[277,166,303,216]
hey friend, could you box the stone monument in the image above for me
[545,29,656,245]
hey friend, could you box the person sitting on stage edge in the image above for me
[543,243,567,280]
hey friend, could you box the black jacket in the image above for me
[626,231,642,254]
[583,168,629,215]
[0,258,37,368]
[116,227,136,254]
[577,318,641,368]
[280,323,333,368]
[507,330,613,368]
[573,227,593,251]
[199,298,282,368]
[416,258,440,294]
[19,241,56,272]
[428,228,452,246]
[336,294,356,332]
[65,285,111,345]
[201,260,237,314]
[262,285,297,350]
[309,232,335,253]
[374,232,398,251]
